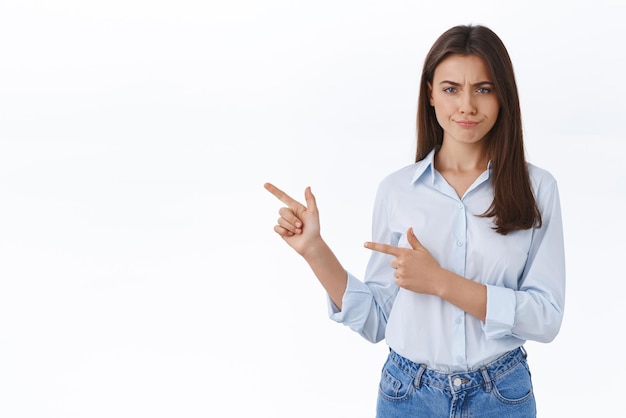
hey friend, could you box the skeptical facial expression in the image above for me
[428,54,500,147]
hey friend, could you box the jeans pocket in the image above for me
[492,359,534,405]
[378,357,414,402]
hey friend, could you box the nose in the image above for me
[458,92,476,115]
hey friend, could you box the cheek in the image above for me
[432,107,448,128]
[431,98,454,122]
[486,100,500,120]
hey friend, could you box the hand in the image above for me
[264,182,322,257]
[364,227,443,296]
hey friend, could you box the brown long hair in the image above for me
[416,24,541,235]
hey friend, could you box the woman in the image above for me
[265,24,565,417]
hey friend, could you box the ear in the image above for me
[427,82,434,106]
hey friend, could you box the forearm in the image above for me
[302,237,348,310]
[437,269,487,322]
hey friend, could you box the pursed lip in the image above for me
[455,120,479,128]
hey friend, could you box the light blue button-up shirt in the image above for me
[329,150,565,372]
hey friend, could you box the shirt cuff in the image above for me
[327,272,370,322]
[483,284,516,339]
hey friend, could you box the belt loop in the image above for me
[520,345,528,359]
[480,367,492,392]
[413,364,426,389]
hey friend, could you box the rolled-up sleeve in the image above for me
[327,272,390,343]
[483,285,516,339]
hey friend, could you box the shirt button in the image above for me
[455,317,462,324]
[456,356,464,364]
[456,241,463,246]
[453,377,462,387]
[457,203,463,209]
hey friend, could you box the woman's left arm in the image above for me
[365,227,488,321]
[482,175,566,342]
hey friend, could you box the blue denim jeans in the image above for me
[376,347,536,417]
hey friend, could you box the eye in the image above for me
[443,87,457,93]
[476,87,491,94]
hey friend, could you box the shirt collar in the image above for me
[410,149,437,185]
[410,149,493,186]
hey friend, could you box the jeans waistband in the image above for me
[388,347,527,394]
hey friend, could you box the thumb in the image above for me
[304,186,318,211]
[407,227,424,250]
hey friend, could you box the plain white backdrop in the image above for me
[1,1,624,417]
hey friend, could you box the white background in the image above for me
[1,1,624,417]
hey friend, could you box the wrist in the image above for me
[300,236,328,262]
[434,267,454,298]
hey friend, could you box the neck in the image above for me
[435,141,488,173]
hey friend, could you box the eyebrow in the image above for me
[439,80,494,87]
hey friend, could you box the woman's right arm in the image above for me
[264,183,347,309]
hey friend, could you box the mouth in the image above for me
[455,120,479,128]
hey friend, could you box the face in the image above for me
[428,54,500,148]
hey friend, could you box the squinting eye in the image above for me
[476,87,491,94]
[443,87,457,93]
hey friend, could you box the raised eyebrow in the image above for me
[438,80,494,87]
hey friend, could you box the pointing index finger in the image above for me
[364,241,402,256]
[264,182,303,209]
